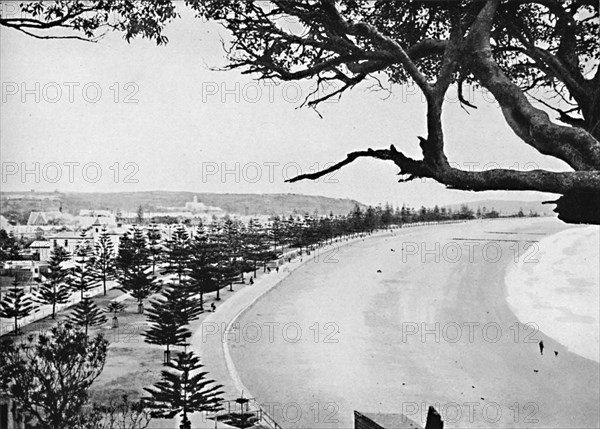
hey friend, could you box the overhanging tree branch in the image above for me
[286,145,600,195]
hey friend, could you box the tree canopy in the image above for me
[2,0,599,223]
[0,322,108,429]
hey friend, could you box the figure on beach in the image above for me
[211,302,216,312]
[539,340,544,355]
[250,277,254,285]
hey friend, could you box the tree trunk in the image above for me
[164,345,171,365]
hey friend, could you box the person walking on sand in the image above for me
[250,277,254,285]
[539,340,544,355]
[211,302,216,312]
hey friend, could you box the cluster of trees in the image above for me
[0,229,26,262]
[0,228,122,336]
[0,322,223,429]
[1,199,541,337]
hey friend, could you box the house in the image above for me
[79,209,112,217]
[90,223,125,252]
[76,209,117,228]
[9,225,43,240]
[1,260,47,284]
[46,230,93,258]
[26,211,64,226]
[28,240,52,261]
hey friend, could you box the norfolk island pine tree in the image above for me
[242,218,276,278]
[211,222,241,298]
[188,226,221,308]
[71,232,98,300]
[146,224,163,275]
[0,276,35,335]
[143,283,203,364]
[34,246,72,319]
[68,297,107,337]
[92,226,117,296]
[143,350,223,429]
[116,228,160,314]
[162,225,191,287]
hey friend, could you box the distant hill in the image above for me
[443,199,556,217]
[0,191,366,221]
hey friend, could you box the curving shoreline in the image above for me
[224,218,599,428]
[505,225,600,362]
[213,222,469,402]
[193,228,401,402]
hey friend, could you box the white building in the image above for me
[184,195,224,215]
[28,240,52,261]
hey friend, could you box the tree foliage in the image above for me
[71,232,98,299]
[190,0,600,223]
[105,300,126,315]
[142,286,203,363]
[68,297,107,337]
[146,225,163,275]
[116,228,160,313]
[0,229,21,262]
[0,277,35,335]
[0,322,108,429]
[188,226,223,306]
[162,225,191,285]
[35,246,72,319]
[78,395,152,429]
[92,227,117,296]
[2,1,599,222]
[0,0,177,43]
[104,300,127,328]
[143,351,223,429]
[242,218,277,277]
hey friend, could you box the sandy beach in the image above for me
[506,225,600,362]
[222,218,599,428]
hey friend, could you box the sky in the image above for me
[0,3,571,208]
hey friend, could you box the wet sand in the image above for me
[228,218,599,428]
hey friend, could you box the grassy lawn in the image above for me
[1,271,271,407]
